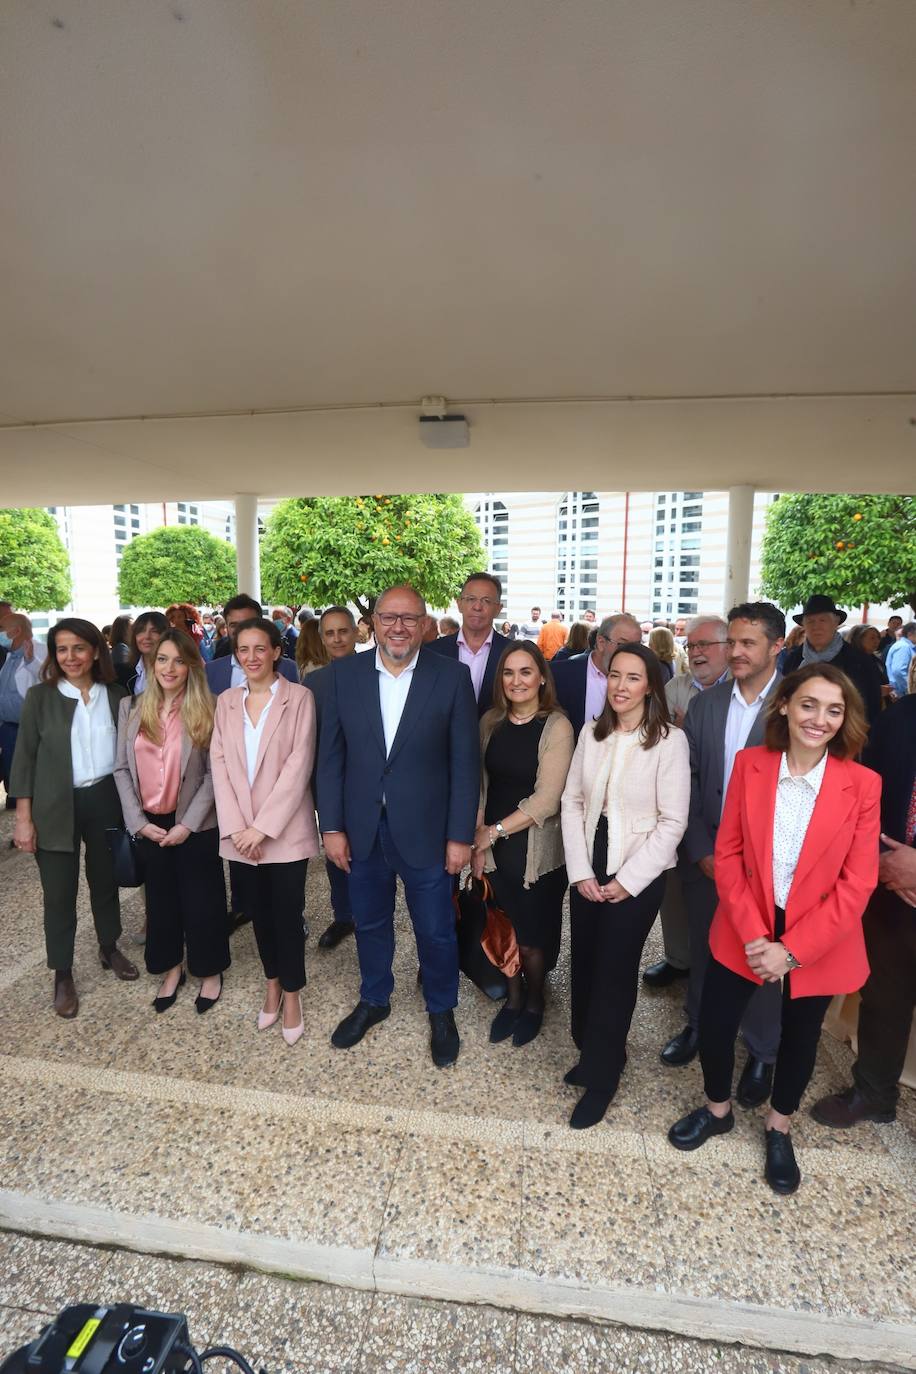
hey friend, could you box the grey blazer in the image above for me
[681,673,781,865]
[114,696,217,836]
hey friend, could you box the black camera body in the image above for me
[1,1304,190,1374]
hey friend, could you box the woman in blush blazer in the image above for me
[668,664,880,1195]
[561,643,690,1129]
[210,617,318,1047]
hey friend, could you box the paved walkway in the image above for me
[0,806,913,1370]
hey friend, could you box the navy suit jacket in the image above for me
[205,654,299,696]
[425,629,510,717]
[551,651,592,738]
[316,646,480,869]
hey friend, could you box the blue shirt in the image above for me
[886,638,915,695]
[0,648,25,723]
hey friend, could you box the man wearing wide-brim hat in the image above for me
[781,594,883,726]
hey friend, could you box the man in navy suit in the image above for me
[552,613,642,737]
[205,594,298,932]
[317,584,479,1067]
[206,594,299,693]
[425,573,509,716]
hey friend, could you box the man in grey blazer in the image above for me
[644,616,729,989]
[307,606,359,949]
[659,602,785,1109]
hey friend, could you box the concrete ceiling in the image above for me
[2,0,915,504]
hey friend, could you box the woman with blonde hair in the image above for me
[114,628,229,1014]
[648,626,683,681]
[295,616,330,679]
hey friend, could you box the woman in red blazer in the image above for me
[668,663,880,1194]
[210,617,318,1047]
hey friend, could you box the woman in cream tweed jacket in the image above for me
[561,642,690,1129]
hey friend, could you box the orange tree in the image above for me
[260,493,486,615]
[760,493,916,614]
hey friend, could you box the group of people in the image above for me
[3,575,915,1197]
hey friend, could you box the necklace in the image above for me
[508,710,538,724]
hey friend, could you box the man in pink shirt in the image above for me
[426,573,510,717]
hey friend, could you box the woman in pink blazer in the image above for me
[210,617,319,1046]
[668,663,879,1194]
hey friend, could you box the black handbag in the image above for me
[453,875,509,1001]
[105,827,145,888]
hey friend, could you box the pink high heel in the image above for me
[257,1001,281,1030]
[281,993,304,1046]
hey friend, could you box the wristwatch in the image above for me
[781,943,802,971]
[494,821,508,840]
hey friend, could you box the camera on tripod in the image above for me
[0,1303,258,1374]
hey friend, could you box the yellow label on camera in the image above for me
[66,1318,101,1360]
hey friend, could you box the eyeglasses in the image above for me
[375,613,422,628]
[687,640,726,653]
[459,596,499,608]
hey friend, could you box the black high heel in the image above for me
[153,971,186,1014]
[195,973,224,1015]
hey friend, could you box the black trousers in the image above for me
[35,777,123,970]
[853,890,916,1111]
[570,817,667,1092]
[140,813,230,978]
[699,909,831,1116]
[234,859,308,992]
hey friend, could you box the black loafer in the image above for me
[318,920,355,949]
[331,1000,391,1049]
[642,959,690,988]
[736,1056,774,1109]
[660,1025,699,1067]
[765,1126,800,1195]
[512,1009,543,1047]
[569,1088,614,1130]
[563,1062,585,1087]
[430,1009,460,1068]
[668,1105,735,1151]
[489,1004,521,1043]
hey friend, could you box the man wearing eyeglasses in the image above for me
[426,573,509,716]
[552,613,642,738]
[644,617,730,993]
[317,583,479,1069]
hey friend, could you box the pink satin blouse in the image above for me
[135,698,184,814]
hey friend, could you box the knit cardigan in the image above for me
[478,710,575,889]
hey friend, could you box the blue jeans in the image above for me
[325,856,353,922]
[347,816,458,1014]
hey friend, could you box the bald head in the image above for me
[0,613,34,651]
[375,583,426,615]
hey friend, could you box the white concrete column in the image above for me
[723,485,754,611]
[234,494,261,602]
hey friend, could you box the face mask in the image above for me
[272,618,285,630]
[0,631,12,650]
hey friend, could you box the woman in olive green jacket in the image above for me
[11,619,138,1019]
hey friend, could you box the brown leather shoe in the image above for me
[53,972,79,1019]
[810,1086,895,1128]
[99,943,139,981]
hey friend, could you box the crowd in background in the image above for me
[0,580,914,1195]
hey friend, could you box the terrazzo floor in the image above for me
[0,1234,904,1374]
[0,805,914,1369]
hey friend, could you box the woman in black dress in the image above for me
[472,642,574,1045]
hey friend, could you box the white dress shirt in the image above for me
[58,680,117,787]
[722,670,778,811]
[242,678,279,785]
[376,648,418,756]
[772,750,827,909]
